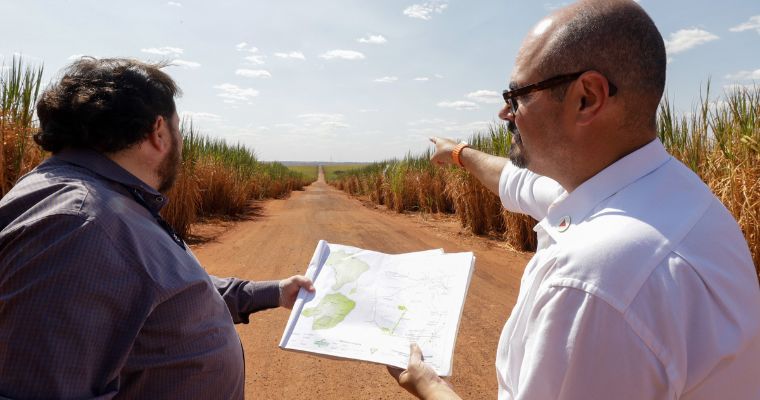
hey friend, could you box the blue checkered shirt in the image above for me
[0,148,281,399]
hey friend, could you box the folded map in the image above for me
[279,240,475,376]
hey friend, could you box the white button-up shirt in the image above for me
[496,139,760,399]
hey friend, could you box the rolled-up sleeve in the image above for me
[210,276,280,324]
[498,161,564,221]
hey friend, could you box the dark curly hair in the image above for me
[34,57,181,153]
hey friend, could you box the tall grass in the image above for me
[0,57,44,196]
[1,58,311,239]
[658,84,759,279]
[332,86,760,279]
[162,121,311,237]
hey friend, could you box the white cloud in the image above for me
[374,76,398,83]
[236,43,259,53]
[403,1,448,20]
[725,69,760,80]
[181,111,223,122]
[730,15,760,34]
[141,46,183,57]
[443,120,491,133]
[213,83,259,102]
[322,121,350,129]
[664,29,719,54]
[434,73,444,79]
[236,69,272,78]
[414,77,430,81]
[358,34,387,44]
[245,55,266,65]
[297,113,349,129]
[167,1,182,7]
[407,118,454,126]
[723,83,755,93]
[235,44,266,64]
[171,59,201,69]
[437,100,479,110]
[274,51,305,60]
[466,90,501,104]
[543,2,570,11]
[408,119,490,136]
[319,50,366,60]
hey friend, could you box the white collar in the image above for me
[540,138,671,238]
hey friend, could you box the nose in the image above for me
[498,104,515,121]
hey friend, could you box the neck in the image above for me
[107,147,160,190]
[559,131,656,192]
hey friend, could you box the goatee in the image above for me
[507,120,528,168]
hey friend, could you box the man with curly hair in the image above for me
[0,57,314,399]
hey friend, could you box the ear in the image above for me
[145,116,171,154]
[572,71,612,126]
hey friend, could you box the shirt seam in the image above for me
[86,215,163,302]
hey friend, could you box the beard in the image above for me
[156,128,181,193]
[507,120,528,168]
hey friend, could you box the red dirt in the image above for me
[191,170,530,399]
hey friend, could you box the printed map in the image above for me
[280,241,475,376]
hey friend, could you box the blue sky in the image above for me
[1,0,758,162]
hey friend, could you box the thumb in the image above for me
[295,275,315,291]
[409,343,423,364]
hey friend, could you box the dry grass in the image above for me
[160,123,311,237]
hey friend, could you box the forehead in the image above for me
[509,16,557,87]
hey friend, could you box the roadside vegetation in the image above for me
[331,85,760,281]
[1,58,311,239]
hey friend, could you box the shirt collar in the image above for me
[541,138,671,236]
[52,148,168,212]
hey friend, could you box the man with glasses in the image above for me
[389,0,760,399]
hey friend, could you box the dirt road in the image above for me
[192,167,531,399]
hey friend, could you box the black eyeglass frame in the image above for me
[502,70,617,113]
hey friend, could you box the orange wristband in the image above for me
[451,142,469,168]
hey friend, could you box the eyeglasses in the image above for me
[502,70,617,113]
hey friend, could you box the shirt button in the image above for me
[558,216,571,232]
[156,196,164,202]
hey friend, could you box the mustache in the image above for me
[508,120,521,142]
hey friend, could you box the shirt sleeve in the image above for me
[0,214,157,399]
[513,286,670,400]
[498,161,565,221]
[209,276,281,324]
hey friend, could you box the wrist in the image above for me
[419,380,456,400]
[451,142,469,168]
